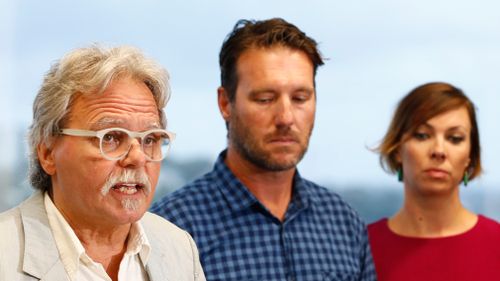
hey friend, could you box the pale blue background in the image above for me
[1,0,499,221]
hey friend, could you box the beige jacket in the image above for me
[0,191,205,281]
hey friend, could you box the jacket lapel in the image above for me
[20,192,69,281]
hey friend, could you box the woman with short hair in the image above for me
[368,82,500,281]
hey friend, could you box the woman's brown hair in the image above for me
[377,82,481,180]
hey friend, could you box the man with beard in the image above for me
[151,18,376,280]
[0,45,205,281]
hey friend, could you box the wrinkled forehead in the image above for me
[67,78,163,130]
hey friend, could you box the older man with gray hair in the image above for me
[0,45,205,281]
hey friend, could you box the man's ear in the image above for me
[217,86,231,121]
[37,142,56,175]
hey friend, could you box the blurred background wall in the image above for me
[1,0,499,222]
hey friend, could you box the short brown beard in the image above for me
[228,111,313,171]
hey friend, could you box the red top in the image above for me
[368,215,500,281]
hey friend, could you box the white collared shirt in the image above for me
[44,193,151,281]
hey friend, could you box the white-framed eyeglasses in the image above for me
[59,128,176,162]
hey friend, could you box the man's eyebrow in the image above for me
[145,122,162,130]
[90,118,162,131]
[294,86,315,93]
[90,118,125,129]
[86,117,125,130]
[249,87,315,96]
[249,88,276,96]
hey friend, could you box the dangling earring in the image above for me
[463,170,469,187]
[397,166,403,182]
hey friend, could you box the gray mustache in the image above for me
[100,169,152,196]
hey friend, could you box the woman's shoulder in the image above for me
[368,218,389,233]
[476,214,500,233]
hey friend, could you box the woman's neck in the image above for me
[388,189,478,237]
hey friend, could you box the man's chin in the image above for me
[110,201,148,223]
[234,141,306,171]
[258,154,301,171]
[269,148,306,166]
[115,210,147,224]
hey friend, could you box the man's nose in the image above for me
[119,138,147,168]
[275,97,294,127]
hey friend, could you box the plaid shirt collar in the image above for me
[212,150,315,219]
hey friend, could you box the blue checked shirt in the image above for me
[151,151,376,281]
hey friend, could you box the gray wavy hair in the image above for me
[28,45,170,192]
